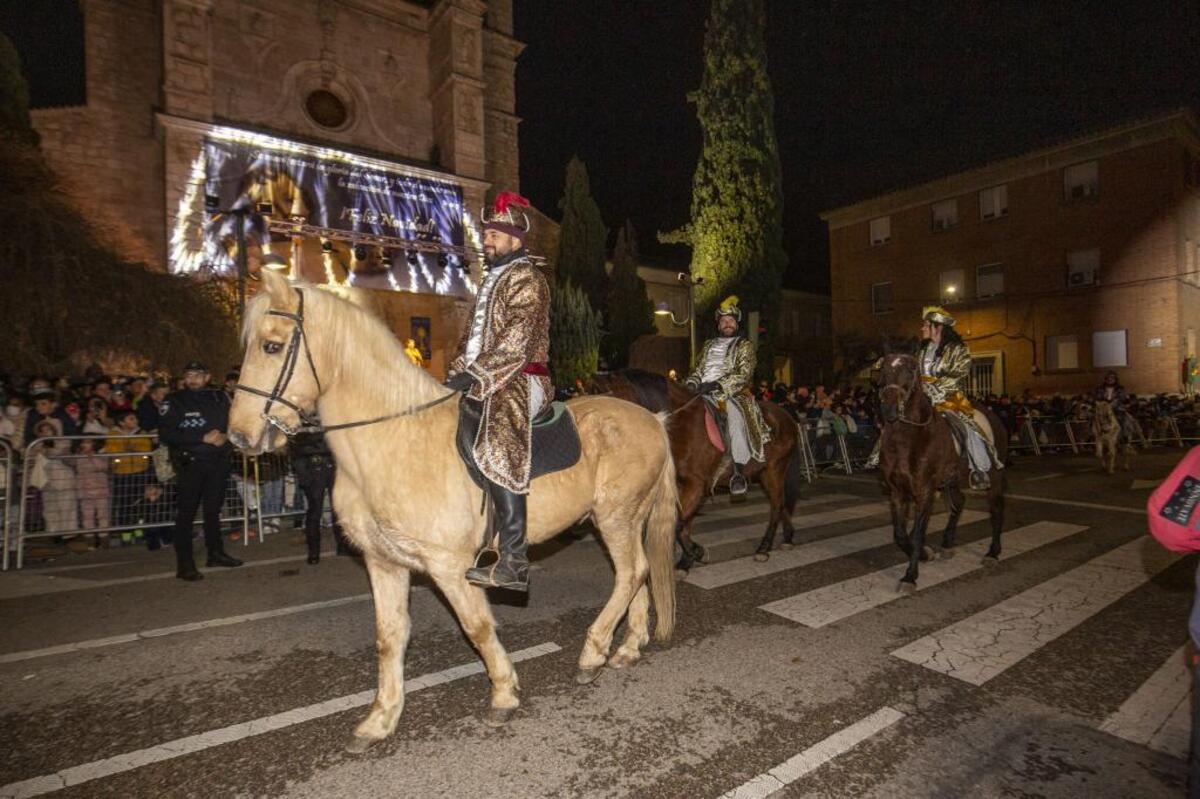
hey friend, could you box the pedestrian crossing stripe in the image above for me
[1098,643,1191,760]
[759,521,1086,628]
[692,502,891,550]
[891,536,1180,685]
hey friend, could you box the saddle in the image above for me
[939,406,996,459]
[456,398,582,489]
[701,397,727,453]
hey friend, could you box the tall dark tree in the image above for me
[549,280,601,388]
[660,0,787,377]
[603,220,654,370]
[555,156,609,309]
[0,33,38,146]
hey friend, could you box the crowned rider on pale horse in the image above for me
[868,306,1002,489]
[443,191,548,592]
[683,296,771,496]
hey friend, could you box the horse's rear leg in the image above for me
[349,556,411,753]
[982,478,1005,565]
[581,522,649,682]
[753,462,787,561]
[675,480,707,571]
[428,565,520,726]
[890,496,913,557]
[937,484,965,558]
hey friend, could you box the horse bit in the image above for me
[233,288,456,438]
[879,379,932,427]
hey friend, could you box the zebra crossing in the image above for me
[687,487,1191,774]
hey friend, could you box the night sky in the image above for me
[3,2,1199,295]
[515,0,1200,292]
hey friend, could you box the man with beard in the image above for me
[684,296,771,496]
[444,192,550,592]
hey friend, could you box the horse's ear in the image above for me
[260,268,293,305]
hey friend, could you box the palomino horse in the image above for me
[591,369,803,567]
[877,354,1007,591]
[1093,400,1134,473]
[228,272,678,752]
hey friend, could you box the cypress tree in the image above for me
[660,0,787,378]
[603,220,654,370]
[549,280,601,388]
[0,33,38,146]
[555,156,609,310]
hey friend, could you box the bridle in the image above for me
[234,288,456,438]
[878,371,932,428]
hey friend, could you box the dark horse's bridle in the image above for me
[879,360,932,427]
[234,288,456,438]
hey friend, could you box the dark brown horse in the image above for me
[591,369,805,569]
[877,354,1007,591]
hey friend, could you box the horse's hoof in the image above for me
[484,706,517,727]
[608,652,639,670]
[920,546,934,562]
[981,555,1000,568]
[674,568,689,581]
[778,542,794,551]
[938,548,956,560]
[693,545,708,564]
[896,580,917,595]
[576,667,603,685]
[753,552,770,563]
[345,735,379,755]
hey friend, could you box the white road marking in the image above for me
[0,642,562,798]
[718,706,905,798]
[1099,644,1191,760]
[0,594,374,664]
[694,503,890,549]
[1023,472,1065,482]
[761,521,1086,628]
[686,511,988,590]
[1006,493,1147,515]
[891,537,1180,685]
[0,550,341,600]
[1130,479,1160,490]
[694,493,858,522]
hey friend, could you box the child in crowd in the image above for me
[132,482,175,551]
[31,419,78,534]
[74,437,111,538]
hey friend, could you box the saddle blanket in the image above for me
[943,407,996,458]
[457,399,582,489]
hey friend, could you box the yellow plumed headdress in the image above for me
[922,305,956,326]
[715,295,742,322]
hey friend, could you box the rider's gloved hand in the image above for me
[444,372,477,393]
[697,381,721,395]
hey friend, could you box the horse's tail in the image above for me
[784,422,804,513]
[646,412,678,642]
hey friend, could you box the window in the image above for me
[871,282,893,314]
[939,268,964,303]
[1092,330,1128,368]
[869,216,891,246]
[979,185,1008,220]
[1064,160,1099,201]
[976,263,1004,298]
[931,199,958,231]
[1046,335,1079,371]
[1067,248,1100,288]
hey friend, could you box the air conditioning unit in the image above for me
[1068,267,1098,287]
[933,218,952,231]
[1070,183,1097,200]
[872,235,890,246]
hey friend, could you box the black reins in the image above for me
[234,288,457,437]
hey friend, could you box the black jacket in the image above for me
[158,388,232,461]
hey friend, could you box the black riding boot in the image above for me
[729,462,748,496]
[466,484,529,592]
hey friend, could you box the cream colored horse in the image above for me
[228,271,677,752]
[1093,400,1133,473]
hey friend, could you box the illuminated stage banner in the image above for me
[202,134,474,297]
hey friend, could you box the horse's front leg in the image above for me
[348,554,411,753]
[753,461,787,561]
[937,483,965,558]
[890,494,912,558]
[675,478,707,571]
[428,563,520,726]
[982,478,1005,565]
[899,493,935,593]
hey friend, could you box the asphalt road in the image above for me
[0,449,1193,798]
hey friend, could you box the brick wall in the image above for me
[830,136,1199,396]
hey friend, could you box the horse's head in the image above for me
[877,353,921,423]
[228,269,323,454]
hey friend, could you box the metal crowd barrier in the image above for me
[5,433,309,570]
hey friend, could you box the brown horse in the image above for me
[591,369,804,568]
[877,354,1007,591]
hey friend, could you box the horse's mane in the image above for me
[603,368,697,413]
[243,283,445,410]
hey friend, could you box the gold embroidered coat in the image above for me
[685,337,771,462]
[919,340,1000,465]
[449,258,552,494]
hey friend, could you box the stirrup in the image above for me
[969,470,991,490]
[466,551,529,592]
[729,473,748,496]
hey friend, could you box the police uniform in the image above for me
[159,361,242,580]
[289,426,351,564]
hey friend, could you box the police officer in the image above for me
[289,424,352,564]
[159,361,243,581]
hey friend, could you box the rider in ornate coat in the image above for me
[1093,370,1139,442]
[684,296,771,496]
[918,305,1000,489]
[445,192,551,592]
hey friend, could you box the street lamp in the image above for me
[653,272,705,366]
